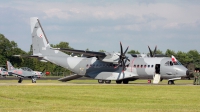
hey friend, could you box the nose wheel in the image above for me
[32,78,37,83]
[168,80,175,85]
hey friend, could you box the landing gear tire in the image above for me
[123,79,129,84]
[18,78,23,83]
[105,80,111,84]
[116,80,122,84]
[168,80,175,85]
[32,79,36,83]
[98,79,104,84]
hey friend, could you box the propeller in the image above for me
[115,42,130,71]
[148,46,157,57]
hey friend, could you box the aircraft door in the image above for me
[79,59,88,75]
[155,64,160,74]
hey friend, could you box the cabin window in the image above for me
[141,65,143,68]
[151,65,154,68]
[134,65,136,68]
[144,65,146,68]
[148,65,150,68]
[86,64,89,67]
[137,65,139,68]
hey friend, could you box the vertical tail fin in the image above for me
[30,17,68,57]
[30,17,50,55]
[7,61,15,71]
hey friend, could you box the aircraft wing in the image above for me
[13,55,40,58]
[52,48,106,57]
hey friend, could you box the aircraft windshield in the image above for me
[20,67,33,71]
[173,61,182,65]
[165,61,182,66]
[2,68,7,71]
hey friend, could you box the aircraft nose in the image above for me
[186,70,193,77]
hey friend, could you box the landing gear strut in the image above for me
[168,80,175,85]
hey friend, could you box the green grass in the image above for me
[0,80,200,112]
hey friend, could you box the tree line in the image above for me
[0,33,200,76]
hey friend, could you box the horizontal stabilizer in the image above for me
[58,74,82,82]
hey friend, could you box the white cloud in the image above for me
[0,0,200,52]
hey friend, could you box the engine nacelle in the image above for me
[40,59,48,62]
[101,52,120,64]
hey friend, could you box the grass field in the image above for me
[0,79,200,112]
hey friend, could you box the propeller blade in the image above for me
[120,42,123,55]
[148,46,153,57]
[123,46,129,55]
[126,57,130,62]
[153,46,157,57]
[122,60,126,71]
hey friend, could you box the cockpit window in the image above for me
[173,61,182,65]
[170,61,173,66]
[165,61,173,66]
[165,61,169,66]
[21,67,33,71]
[165,60,182,66]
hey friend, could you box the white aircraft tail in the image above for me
[153,74,160,84]
[6,61,16,71]
[30,17,68,57]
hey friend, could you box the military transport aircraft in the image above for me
[7,61,44,83]
[18,17,189,85]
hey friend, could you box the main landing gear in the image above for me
[32,78,37,83]
[18,78,23,83]
[116,79,129,84]
[168,80,175,85]
[98,79,111,84]
[98,79,130,84]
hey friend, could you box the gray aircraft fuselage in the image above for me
[43,54,187,81]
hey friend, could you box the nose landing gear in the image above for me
[168,80,175,85]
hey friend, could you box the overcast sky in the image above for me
[0,0,200,53]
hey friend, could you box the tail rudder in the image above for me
[7,61,15,71]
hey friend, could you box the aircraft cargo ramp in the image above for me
[58,74,83,82]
